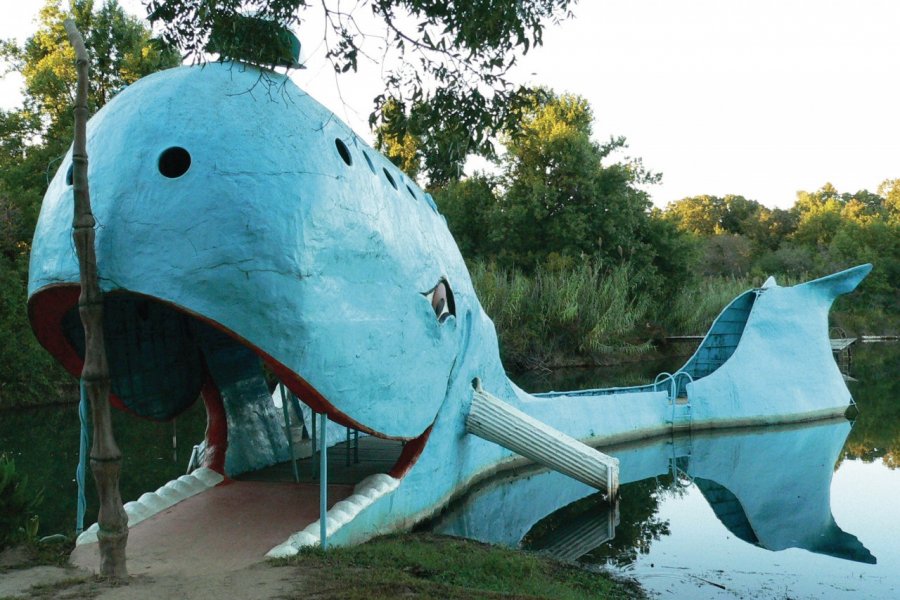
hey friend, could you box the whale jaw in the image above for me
[28,286,434,478]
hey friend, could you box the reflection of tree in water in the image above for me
[841,344,900,469]
[584,475,679,567]
[522,474,679,568]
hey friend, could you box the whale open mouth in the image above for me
[28,286,432,483]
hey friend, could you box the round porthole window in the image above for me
[158,147,191,178]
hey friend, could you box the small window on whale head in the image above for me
[158,147,191,178]
[65,163,74,186]
[335,138,353,166]
[423,279,455,323]
[383,168,398,189]
[363,151,376,173]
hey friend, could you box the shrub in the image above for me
[471,260,652,369]
[0,453,43,550]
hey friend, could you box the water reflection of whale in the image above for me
[432,417,875,564]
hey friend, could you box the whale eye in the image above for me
[158,147,191,178]
[424,280,455,323]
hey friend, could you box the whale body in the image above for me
[27,61,871,554]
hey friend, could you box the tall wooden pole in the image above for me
[64,19,128,579]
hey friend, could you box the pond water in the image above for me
[434,343,900,599]
[1,344,898,599]
[0,397,208,537]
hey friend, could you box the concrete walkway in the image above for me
[71,480,353,577]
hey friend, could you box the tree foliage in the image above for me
[4,0,179,142]
[145,0,575,179]
[433,175,498,259]
[495,92,660,270]
[434,90,666,275]
[0,0,178,408]
[661,183,899,321]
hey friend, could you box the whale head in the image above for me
[28,62,502,473]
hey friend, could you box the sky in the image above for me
[2,0,898,209]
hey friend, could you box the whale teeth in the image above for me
[265,472,401,557]
[75,467,224,546]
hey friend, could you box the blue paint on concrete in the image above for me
[27,61,872,546]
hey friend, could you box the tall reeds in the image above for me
[470,261,653,370]
[468,262,798,369]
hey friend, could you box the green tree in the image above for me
[879,179,900,224]
[790,183,892,249]
[145,0,576,179]
[663,195,725,235]
[1,0,180,236]
[432,175,499,259]
[374,98,423,180]
[642,210,700,286]
[492,91,660,271]
[792,192,843,249]
[3,0,180,143]
[0,0,179,408]
[663,194,765,238]
[373,90,524,186]
[828,219,899,308]
[742,206,796,251]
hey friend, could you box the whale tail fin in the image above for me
[675,264,872,391]
[796,263,873,301]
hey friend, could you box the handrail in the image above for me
[653,372,676,400]
[279,385,301,483]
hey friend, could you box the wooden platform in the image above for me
[665,335,704,342]
[861,335,899,342]
[237,435,405,485]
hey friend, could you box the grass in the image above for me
[659,275,755,336]
[280,533,643,599]
[470,262,892,369]
[472,261,654,370]
[1,576,97,600]
[2,534,642,599]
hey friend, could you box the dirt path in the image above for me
[0,480,355,599]
[2,562,308,600]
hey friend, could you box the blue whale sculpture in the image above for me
[27,61,871,554]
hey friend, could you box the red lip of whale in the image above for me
[29,284,432,478]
